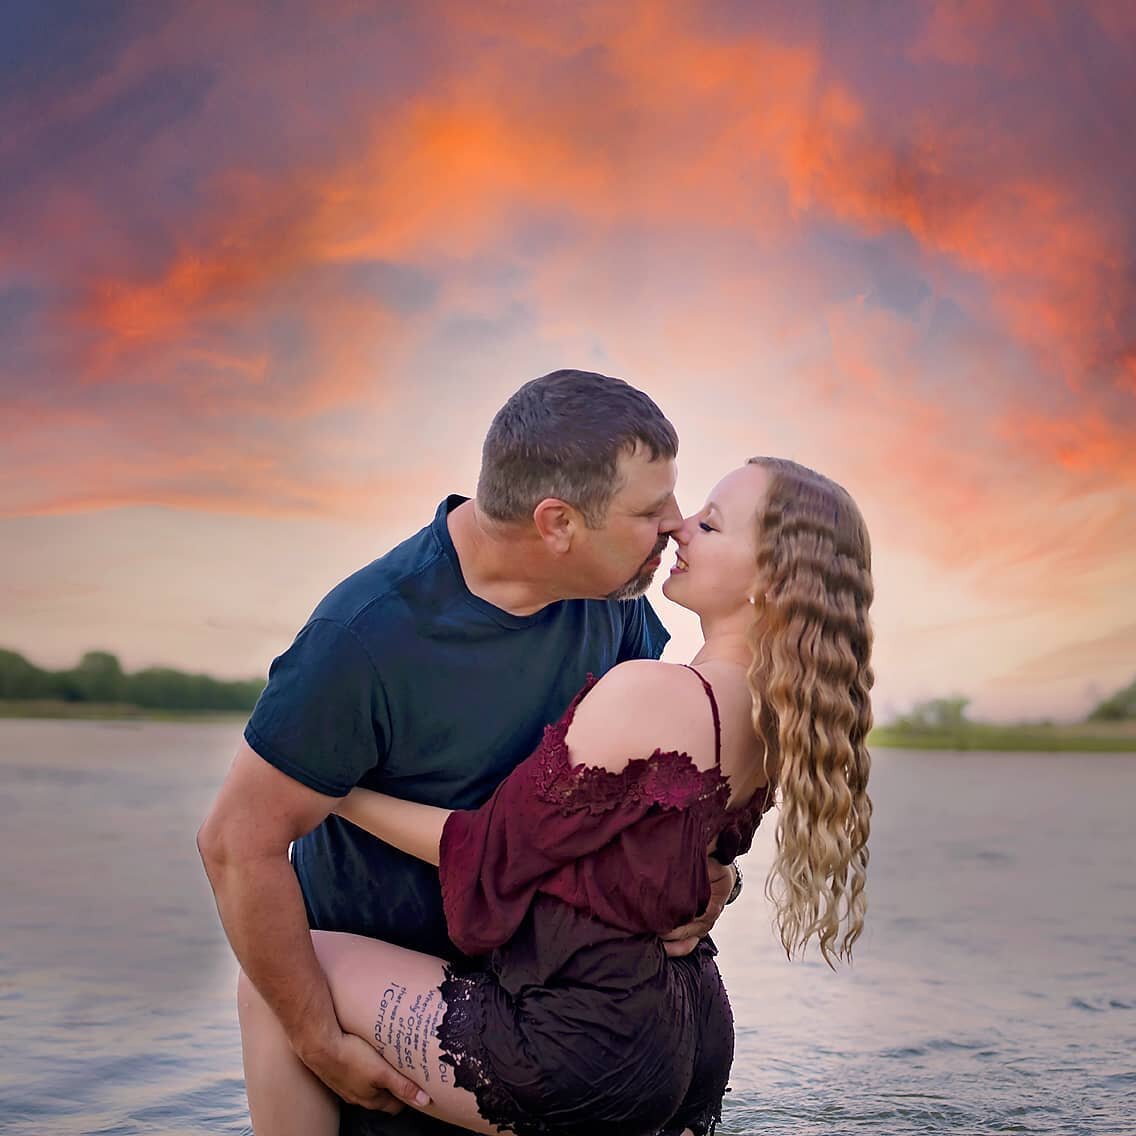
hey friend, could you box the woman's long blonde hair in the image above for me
[746,457,874,966]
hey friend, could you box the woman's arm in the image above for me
[333,789,451,867]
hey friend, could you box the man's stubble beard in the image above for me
[605,537,670,602]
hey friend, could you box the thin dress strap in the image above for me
[682,665,722,767]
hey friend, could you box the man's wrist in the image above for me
[288,1006,342,1064]
[725,862,743,905]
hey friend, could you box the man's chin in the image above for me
[606,567,657,602]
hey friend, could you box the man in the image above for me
[198,369,739,1135]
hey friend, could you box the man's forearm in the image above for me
[203,847,338,1059]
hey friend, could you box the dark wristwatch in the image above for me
[725,863,743,905]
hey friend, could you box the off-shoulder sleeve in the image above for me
[439,701,729,955]
[713,782,775,864]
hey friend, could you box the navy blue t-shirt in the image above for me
[245,496,670,959]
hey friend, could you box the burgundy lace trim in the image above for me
[531,677,732,820]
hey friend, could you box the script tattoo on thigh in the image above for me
[373,983,405,1058]
[372,983,447,1084]
[409,989,446,1085]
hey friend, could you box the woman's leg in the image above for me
[239,931,502,1136]
[238,967,340,1136]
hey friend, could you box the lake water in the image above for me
[1,720,1133,1136]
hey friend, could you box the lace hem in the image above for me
[662,1097,723,1136]
[438,962,711,1136]
[437,963,559,1136]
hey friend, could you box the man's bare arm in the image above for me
[196,742,428,1113]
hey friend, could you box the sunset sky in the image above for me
[1,1,1133,721]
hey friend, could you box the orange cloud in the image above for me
[1004,408,1136,480]
[73,2,1133,402]
[2,429,440,521]
[774,292,1136,601]
[8,0,1134,551]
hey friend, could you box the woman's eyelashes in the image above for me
[698,521,716,533]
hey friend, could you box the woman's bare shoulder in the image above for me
[565,661,713,774]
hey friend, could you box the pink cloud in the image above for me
[3,0,1132,565]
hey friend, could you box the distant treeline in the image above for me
[868,679,1136,752]
[4,645,1134,726]
[0,648,264,712]
[888,675,1136,734]
[1088,675,1136,722]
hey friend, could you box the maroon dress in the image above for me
[435,668,774,1136]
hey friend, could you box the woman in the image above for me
[239,457,874,1135]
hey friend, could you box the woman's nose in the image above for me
[671,515,697,546]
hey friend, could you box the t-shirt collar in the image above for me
[432,495,563,629]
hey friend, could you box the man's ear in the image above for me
[532,498,577,554]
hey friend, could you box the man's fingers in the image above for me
[371,1053,430,1110]
[398,1080,431,1109]
[707,861,731,885]
[662,915,711,943]
[312,1032,430,1113]
[660,862,735,953]
[662,935,699,958]
[663,902,723,942]
[342,1076,426,1115]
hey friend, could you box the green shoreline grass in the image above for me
[3,699,1135,751]
[0,699,246,722]
[869,722,1136,752]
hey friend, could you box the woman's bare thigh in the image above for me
[311,930,503,1135]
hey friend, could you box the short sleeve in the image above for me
[617,597,670,662]
[244,618,388,797]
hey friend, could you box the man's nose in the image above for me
[658,495,683,533]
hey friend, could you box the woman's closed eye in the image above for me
[699,522,716,533]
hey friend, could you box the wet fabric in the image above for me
[435,671,774,1135]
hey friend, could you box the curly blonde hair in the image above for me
[746,457,874,966]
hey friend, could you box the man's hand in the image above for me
[200,745,430,1116]
[661,858,736,959]
[299,1029,429,1114]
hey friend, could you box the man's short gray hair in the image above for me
[476,369,678,528]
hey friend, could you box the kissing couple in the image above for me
[199,368,874,1136]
